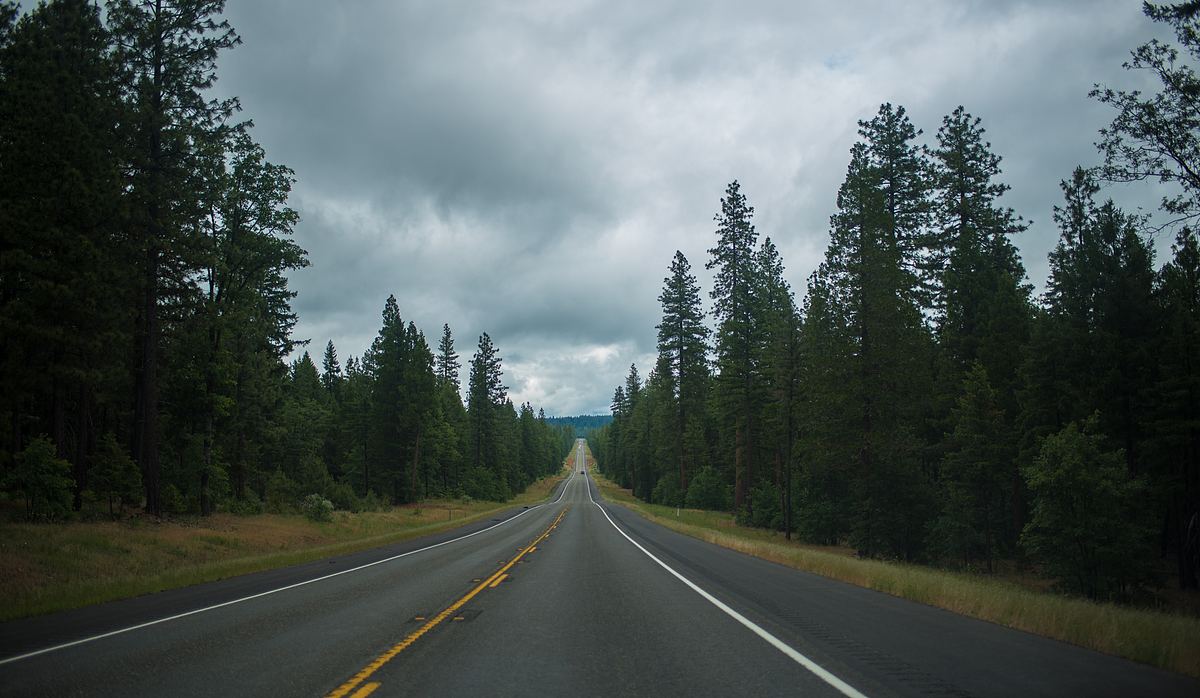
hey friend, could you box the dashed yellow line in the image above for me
[325,507,568,698]
[488,573,508,589]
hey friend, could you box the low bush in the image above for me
[300,493,334,522]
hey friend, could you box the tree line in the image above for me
[0,0,571,520]
[591,2,1200,600]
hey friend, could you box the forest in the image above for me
[590,2,1200,601]
[0,0,573,520]
[545,415,613,436]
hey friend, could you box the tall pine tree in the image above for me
[706,180,760,513]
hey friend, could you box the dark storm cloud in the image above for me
[213,0,1168,415]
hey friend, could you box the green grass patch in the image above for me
[590,470,1200,678]
[0,470,567,622]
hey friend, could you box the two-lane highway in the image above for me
[2,438,1198,696]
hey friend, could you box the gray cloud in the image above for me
[214,0,1168,415]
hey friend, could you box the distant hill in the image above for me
[545,414,612,436]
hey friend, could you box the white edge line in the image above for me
[586,472,868,698]
[0,472,575,666]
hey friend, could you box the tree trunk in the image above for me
[73,385,91,511]
[200,415,213,516]
[134,245,162,517]
[411,428,422,502]
[733,418,747,512]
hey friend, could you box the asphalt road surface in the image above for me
[2,438,1197,697]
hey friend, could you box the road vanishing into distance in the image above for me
[2,439,1197,697]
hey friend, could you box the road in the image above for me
[1,438,1196,697]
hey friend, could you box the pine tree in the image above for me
[925,107,1032,542]
[397,322,436,502]
[607,385,628,487]
[90,433,143,516]
[107,0,242,516]
[436,323,460,392]
[656,252,711,496]
[1041,168,1157,473]
[859,103,933,306]
[930,363,1013,570]
[1151,227,1200,588]
[467,332,507,491]
[322,340,341,395]
[823,132,933,559]
[756,238,802,537]
[6,436,73,520]
[706,180,760,513]
[797,268,856,543]
[189,125,305,514]
[930,107,1030,405]
[364,295,407,497]
[1021,416,1156,600]
[0,0,127,507]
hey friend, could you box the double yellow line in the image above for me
[326,507,569,698]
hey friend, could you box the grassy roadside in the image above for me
[589,467,1200,678]
[0,469,568,622]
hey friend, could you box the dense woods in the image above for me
[0,0,570,520]
[592,3,1200,600]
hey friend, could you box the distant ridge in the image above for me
[545,414,612,435]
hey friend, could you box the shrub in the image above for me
[652,474,682,507]
[300,493,334,522]
[684,466,730,511]
[298,454,333,498]
[223,490,265,515]
[6,436,73,520]
[160,484,185,515]
[745,483,782,530]
[462,467,505,502]
[327,480,358,511]
[89,433,142,516]
[265,469,300,514]
[356,489,388,513]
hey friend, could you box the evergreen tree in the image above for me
[859,103,933,306]
[796,268,856,544]
[322,340,341,395]
[364,295,407,497]
[930,363,1013,570]
[0,0,127,508]
[823,132,933,560]
[1151,227,1200,588]
[90,433,143,516]
[706,180,760,513]
[655,251,710,496]
[467,332,507,494]
[755,238,802,537]
[397,322,436,502]
[436,323,460,392]
[107,0,242,516]
[930,107,1030,404]
[927,107,1031,542]
[1021,416,1156,600]
[6,436,73,520]
[188,125,305,514]
[1040,169,1157,473]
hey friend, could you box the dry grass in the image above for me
[0,471,567,622]
[590,469,1200,678]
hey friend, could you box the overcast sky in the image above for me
[212,0,1170,416]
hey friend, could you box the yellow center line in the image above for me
[325,507,568,698]
[488,573,508,589]
[348,682,381,698]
